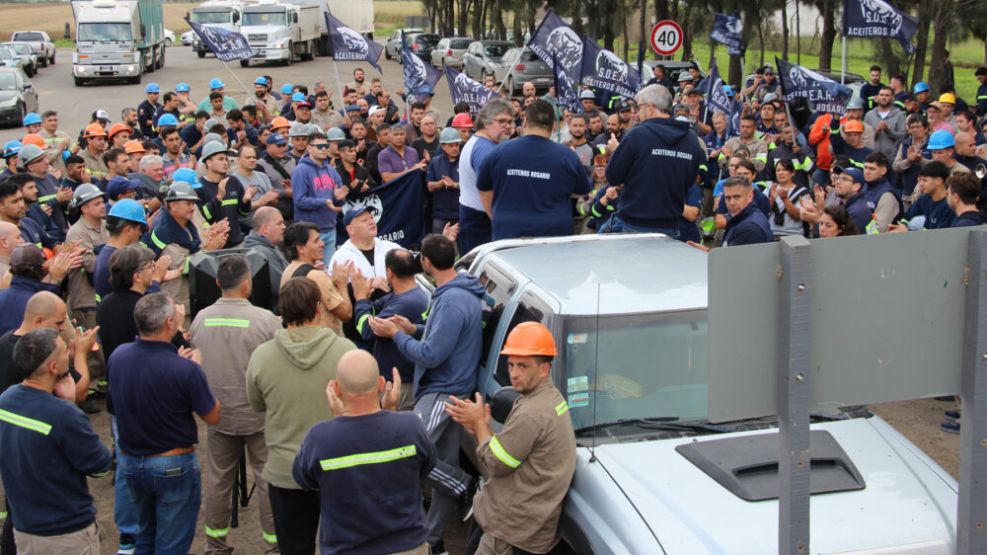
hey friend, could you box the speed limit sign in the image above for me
[650,20,683,56]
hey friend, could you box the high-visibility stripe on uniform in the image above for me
[203,317,250,328]
[202,205,213,220]
[263,531,278,544]
[37,194,57,204]
[320,444,417,471]
[150,230,167,250]
[205,526,229,538]
[488,435,521,469]
[591,205,603,218]
[0,510,7,520]
[0,409,52,435]
[89,471,110,478]
[356,313,371,334]
[555,400,569,416]
[221,198,238,206]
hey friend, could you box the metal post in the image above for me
[331,58,345,112]
[840,36,847,85]
[777,235,812,555]
[958,229,987,554]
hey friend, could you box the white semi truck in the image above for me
[190,0,247,59]
[239,0,374,66]
[71,0,166,85]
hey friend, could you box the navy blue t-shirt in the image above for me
[0,385,112,535]
[723,203,772,246]
[355,286,430,382]
[476,135,591,240]
[952,210,984,227]
[905,193,955,229]
[108,338,216,456]
[678,184,702,243]
[93,244,116,300]
[292,410,436,555]
[426,152,461,220]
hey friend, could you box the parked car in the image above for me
[462,40,513,81]
[442,234,958,554]
[10,31,54,66]
[498,47,552,95]
[383,28,423,60]
[430,36,471,69]
[3,42,39,77]
[181,30,195,46]
[406,32,439,63]
[0,67,38,127]
[164,28,175,47]
[0,46,32,77]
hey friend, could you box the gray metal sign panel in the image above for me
[708,229,971,423]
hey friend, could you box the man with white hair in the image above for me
[0,221,22,288]
[604,84,705,236]
[458,98,514,253]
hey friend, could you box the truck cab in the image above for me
[239,0,321,66]
[455,234,957,554]
[189,0,244,58]
[71,0,165,85]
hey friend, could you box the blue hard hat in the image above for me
[22,112,41,126]
[722,85,735,97]
[928,129,956,150]
[254,76,268,86]
[281,83,293,94]
[145,82,160,94]
[913,81,929,94]
[209,78,225,90]
[171,167,202,189]
[108,198,148,226]
[291,92,307,102]
[2,140,22,159]
[175,82,190,93]
[156,113,179,127]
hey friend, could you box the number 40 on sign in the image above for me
[650,20,683,57]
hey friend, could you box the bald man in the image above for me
[0,293,100,552]
[0,221,23,288]
[292,350,436,555]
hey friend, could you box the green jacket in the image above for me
[246,326,355,489]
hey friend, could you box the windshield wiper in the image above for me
[635,420,732,434]
[575,416,679,434]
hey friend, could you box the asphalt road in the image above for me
[0,43,454,143]
[2,42,965,555]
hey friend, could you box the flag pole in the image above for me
[331,59,345,110]
[221,59,251,103]
[840,35,847,85]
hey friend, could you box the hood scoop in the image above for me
[675,430,865,502]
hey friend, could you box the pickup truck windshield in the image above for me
[560,311,708,430]
[243,11,286,26]
[191,11,233,24]
[12,33,44,42]
[78,23,133,42]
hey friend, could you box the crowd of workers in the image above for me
[0,57,985,555]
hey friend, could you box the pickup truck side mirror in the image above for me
[140,24,146,38]
[233,12,239,23]
[292,13,298,23]
[489,386,520,424]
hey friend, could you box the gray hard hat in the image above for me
[847,97,866,110]
[327,127,346,141]
[439,127,462,144]
[289,122,310,138]
[165,181,200,202]
[17,143,45,168]
[579,89,596,100]
[71,183,106,208]
[200,140,235,161]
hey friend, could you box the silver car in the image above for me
[3,43,38,77]
[383,28,423,61]
[430,36,471,69]
[498,47,552,95]
[0,67,39,126]
[450,234,957,554]
[462,40,513,81]
[0,46,30,77]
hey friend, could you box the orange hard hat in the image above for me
[843,120,864,133]
[451,113,474,129]
[108,123,130,139]
[123,139,146,155]
[84,123,107,138]
[21,133,45,148]
[270,116,290,130]
[500,322,557,357]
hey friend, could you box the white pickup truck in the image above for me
[10,31,55,67]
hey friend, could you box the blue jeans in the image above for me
[117,452,201,555]
[319,229,336,266]
[112,417,140,540]
[599,214,681,238]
